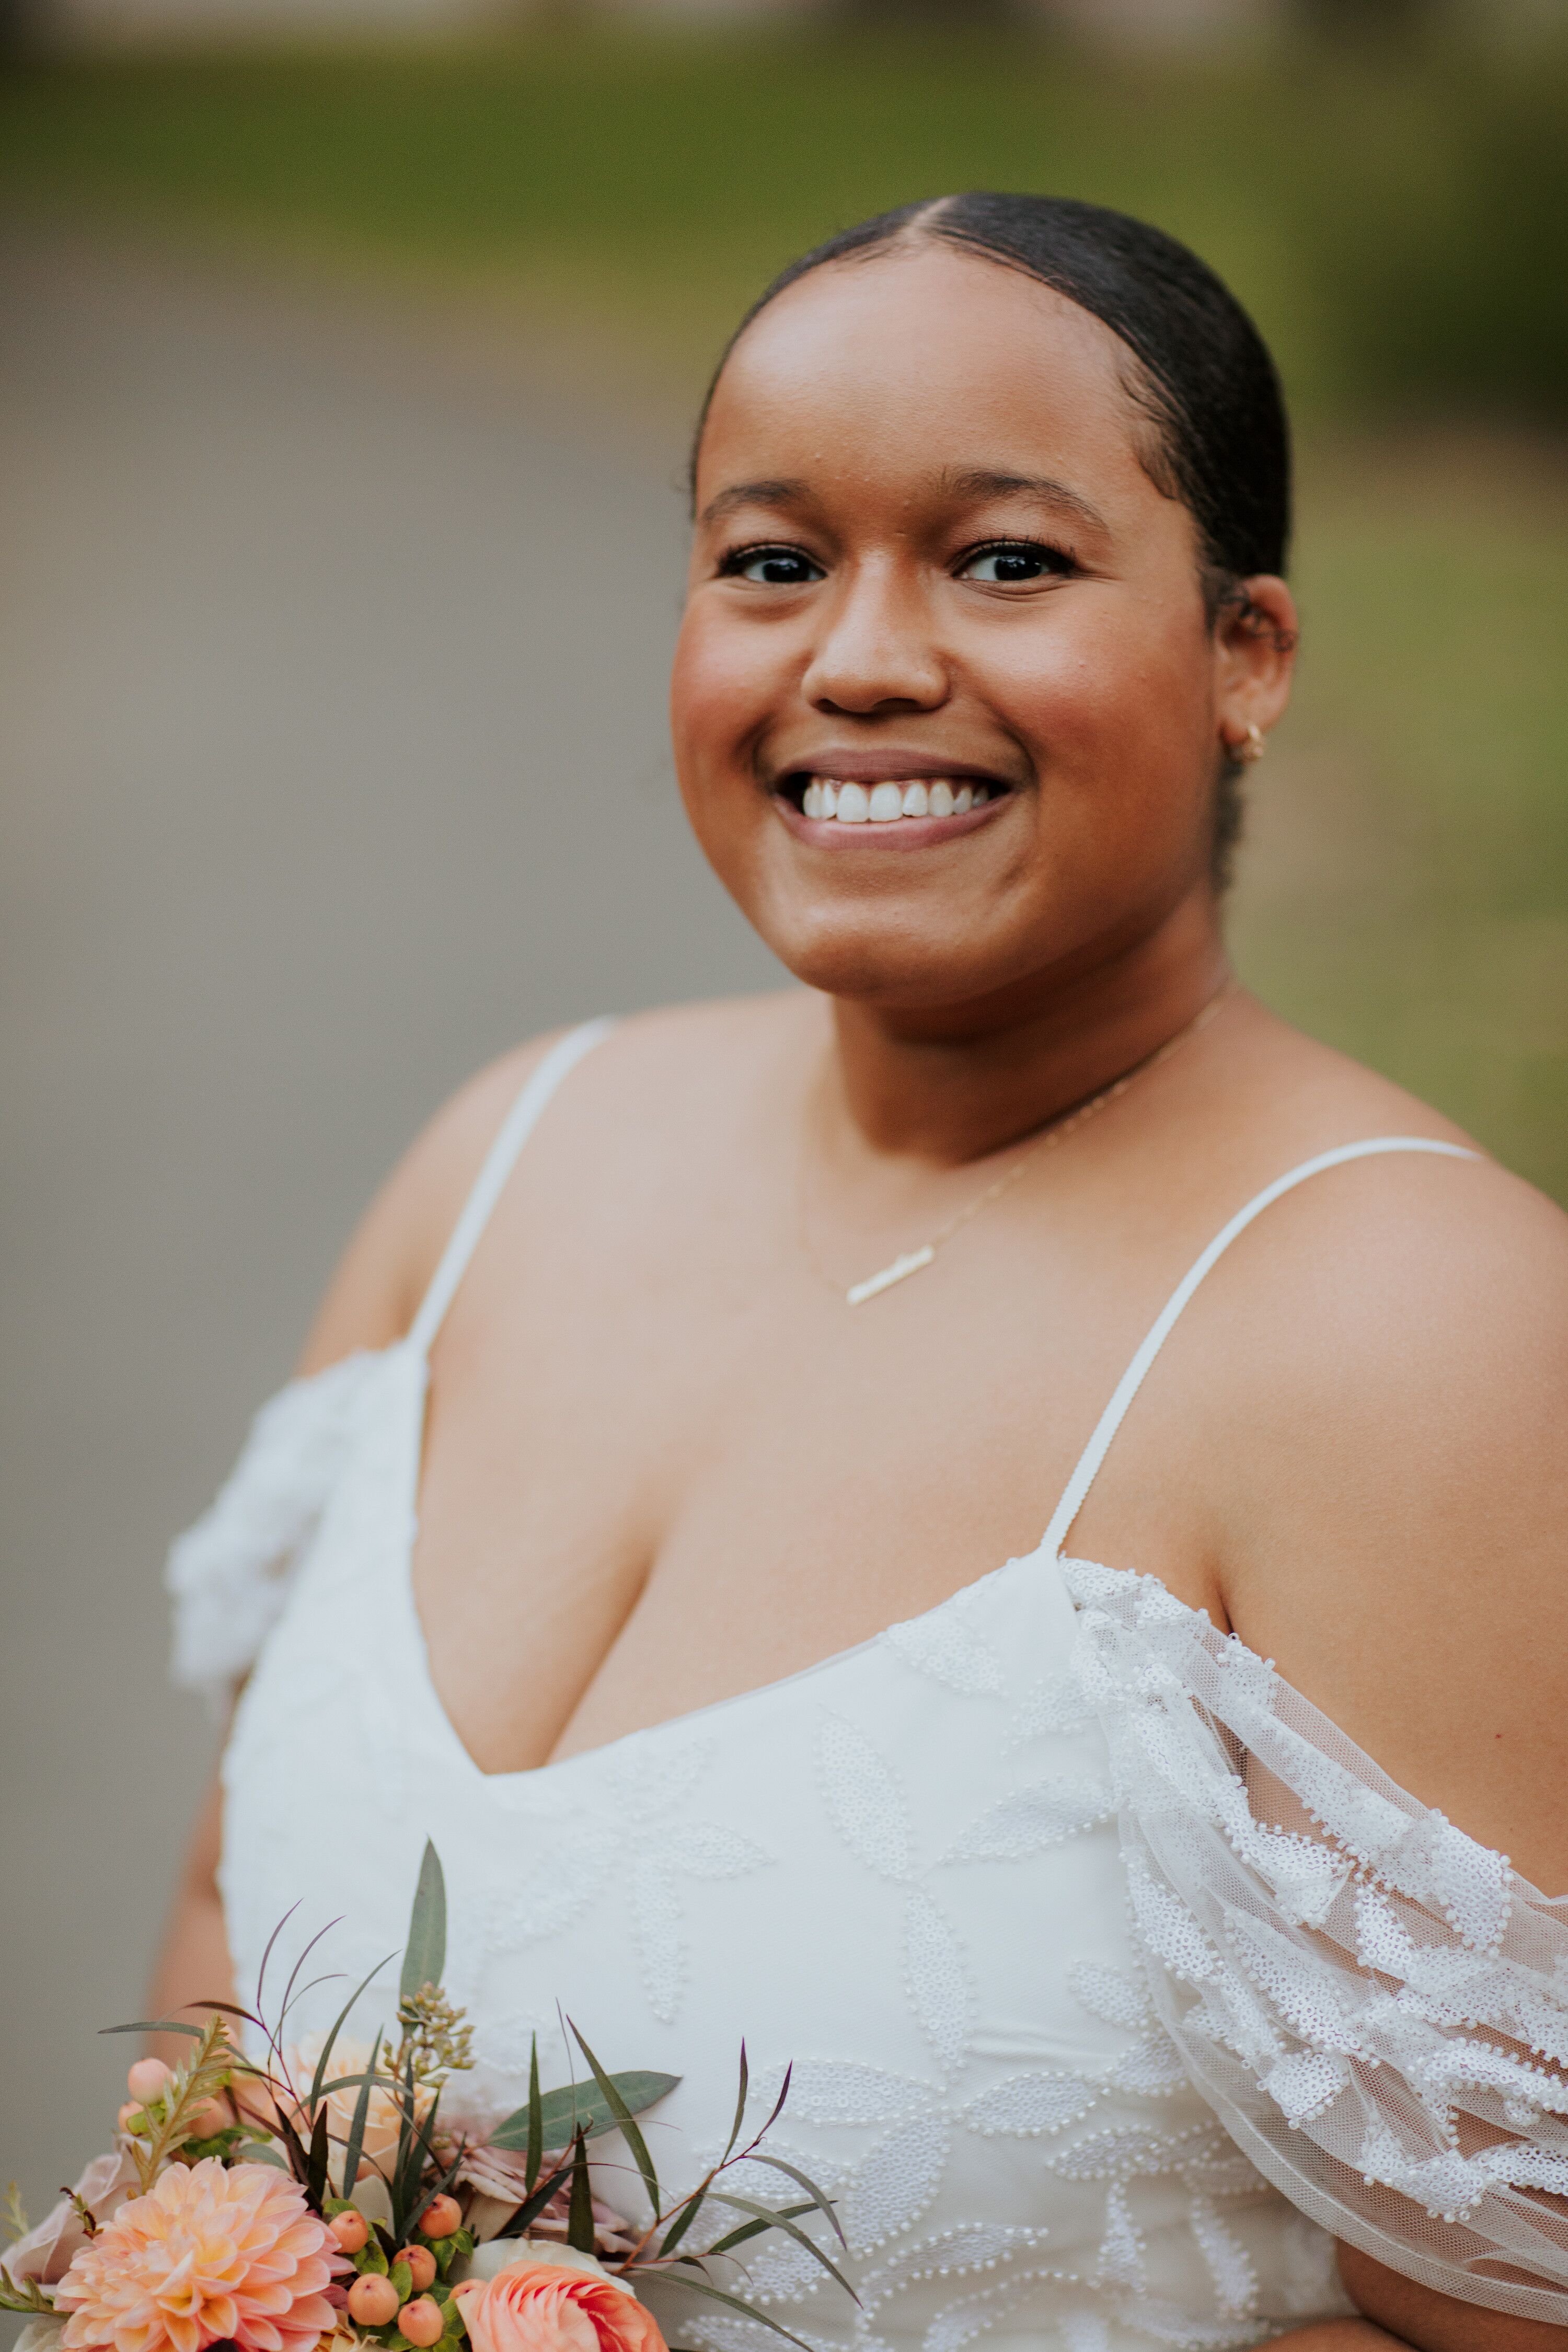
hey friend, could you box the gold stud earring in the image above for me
[1231,723,1266,764]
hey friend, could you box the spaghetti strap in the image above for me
[1042,1135,1480,1559]
[406,1017,615,1358]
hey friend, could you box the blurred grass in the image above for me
[1,23,1564,1195]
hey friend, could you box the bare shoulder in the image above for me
[296,991,805,1373]
[1185,1026,1568,1886]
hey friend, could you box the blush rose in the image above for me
[453,2249,666,2352]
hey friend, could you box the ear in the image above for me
[1213,575,1298,759]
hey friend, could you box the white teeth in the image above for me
[795,775,1000,825]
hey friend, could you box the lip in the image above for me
[770,792,1010,852]
[765,746,1019,789]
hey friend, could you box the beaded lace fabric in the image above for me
[166,1023,1568,2349]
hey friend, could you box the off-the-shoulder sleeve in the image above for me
[166,1351,380,1707]
[1064,1556,1568,2327]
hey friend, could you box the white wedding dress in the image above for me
[169,1022,1568,2352]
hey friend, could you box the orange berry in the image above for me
[116,2103,142,2134]
[329,2210,370,2254]
[397,2297,444,2347]
[417,2196,461,2240]
[126,2058,171,2104]
[397,2246,436,2292]
[347,2274,401,2327]
[182,2098,230,2141]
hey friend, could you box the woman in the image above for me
[158,196,1568,2351]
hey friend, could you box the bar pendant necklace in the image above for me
[806,985,1230,1309]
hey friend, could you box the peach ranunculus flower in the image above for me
[53,2158,345,2352]
[454,2248,667,2352]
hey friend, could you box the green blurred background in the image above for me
[3,7,1566,1191]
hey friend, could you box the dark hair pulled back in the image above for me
[697,191,1290,587]
[693,192,1294,882]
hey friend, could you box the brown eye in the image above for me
[959,543,1074,584]
[722,547,825,586]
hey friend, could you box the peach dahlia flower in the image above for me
[54,2159,345,2352]
[454,2252,667,2352]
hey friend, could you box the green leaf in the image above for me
[525,2034,542,2194]
[307,2104,331,2211]
[390,2263,413,2303]
[738,2154,847,2249]
[493,2157,573,2239]
[566,2131,594,2255]
[702,2194,856,2300]
[704,2203,814,2259]
[361,2236,390,2276]
[489,2071,679,2152]
[341,2028,384,2202]
[99,2019,205,2038]
[400,1842,446,2004]
[569,2022,660,2215]
[309,1956,398,2119]
[663,2270,817,2351]
[722,2041,749,2166]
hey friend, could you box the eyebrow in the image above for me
[697,478,810,528]
[698,468,1110,536]
[940,468,1110,533]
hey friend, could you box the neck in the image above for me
[827,904,1231,1167]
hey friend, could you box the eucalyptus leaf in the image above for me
[569,2022,660,2214]
[99,2020,204,2039]
[341,2028,384,2204]
[566,2132,594,2255]
[400,1842,446,2003]
[705,2203,814,2259]
[704,2194,855,2299]
[739,2154,847,2248]
[489,2071,678,2152]
[309,1956,398,2117]
[665,2269,817,2351]
[494,2157,573,2239]
[525,2035,542,2194]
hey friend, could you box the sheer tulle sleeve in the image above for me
[166,1352,378,1707]
[1064,1556,1568,2326]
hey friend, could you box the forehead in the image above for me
[697,242,1155,511]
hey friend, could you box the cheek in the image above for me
[981,594,1213,773]
[669,603,783,795]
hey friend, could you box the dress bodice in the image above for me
[169,1023,1568,2349]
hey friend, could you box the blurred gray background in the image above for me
[0,222,778,2236]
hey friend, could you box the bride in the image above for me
[156,194,1568,2352]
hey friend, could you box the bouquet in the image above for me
[2,1846,850,2352]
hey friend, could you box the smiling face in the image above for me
[671,239,1295,1024]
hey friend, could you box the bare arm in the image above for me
[146,1767,231,2067]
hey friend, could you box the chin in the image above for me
[756,899,1034,1012]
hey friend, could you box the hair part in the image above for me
[690,193,1295,886]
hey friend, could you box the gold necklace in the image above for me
[800,982,1231,1308]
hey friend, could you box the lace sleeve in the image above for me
[165,1351,379,1707]
[1064,1557,1568,2327]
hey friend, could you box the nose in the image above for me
[800,559,949,717]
